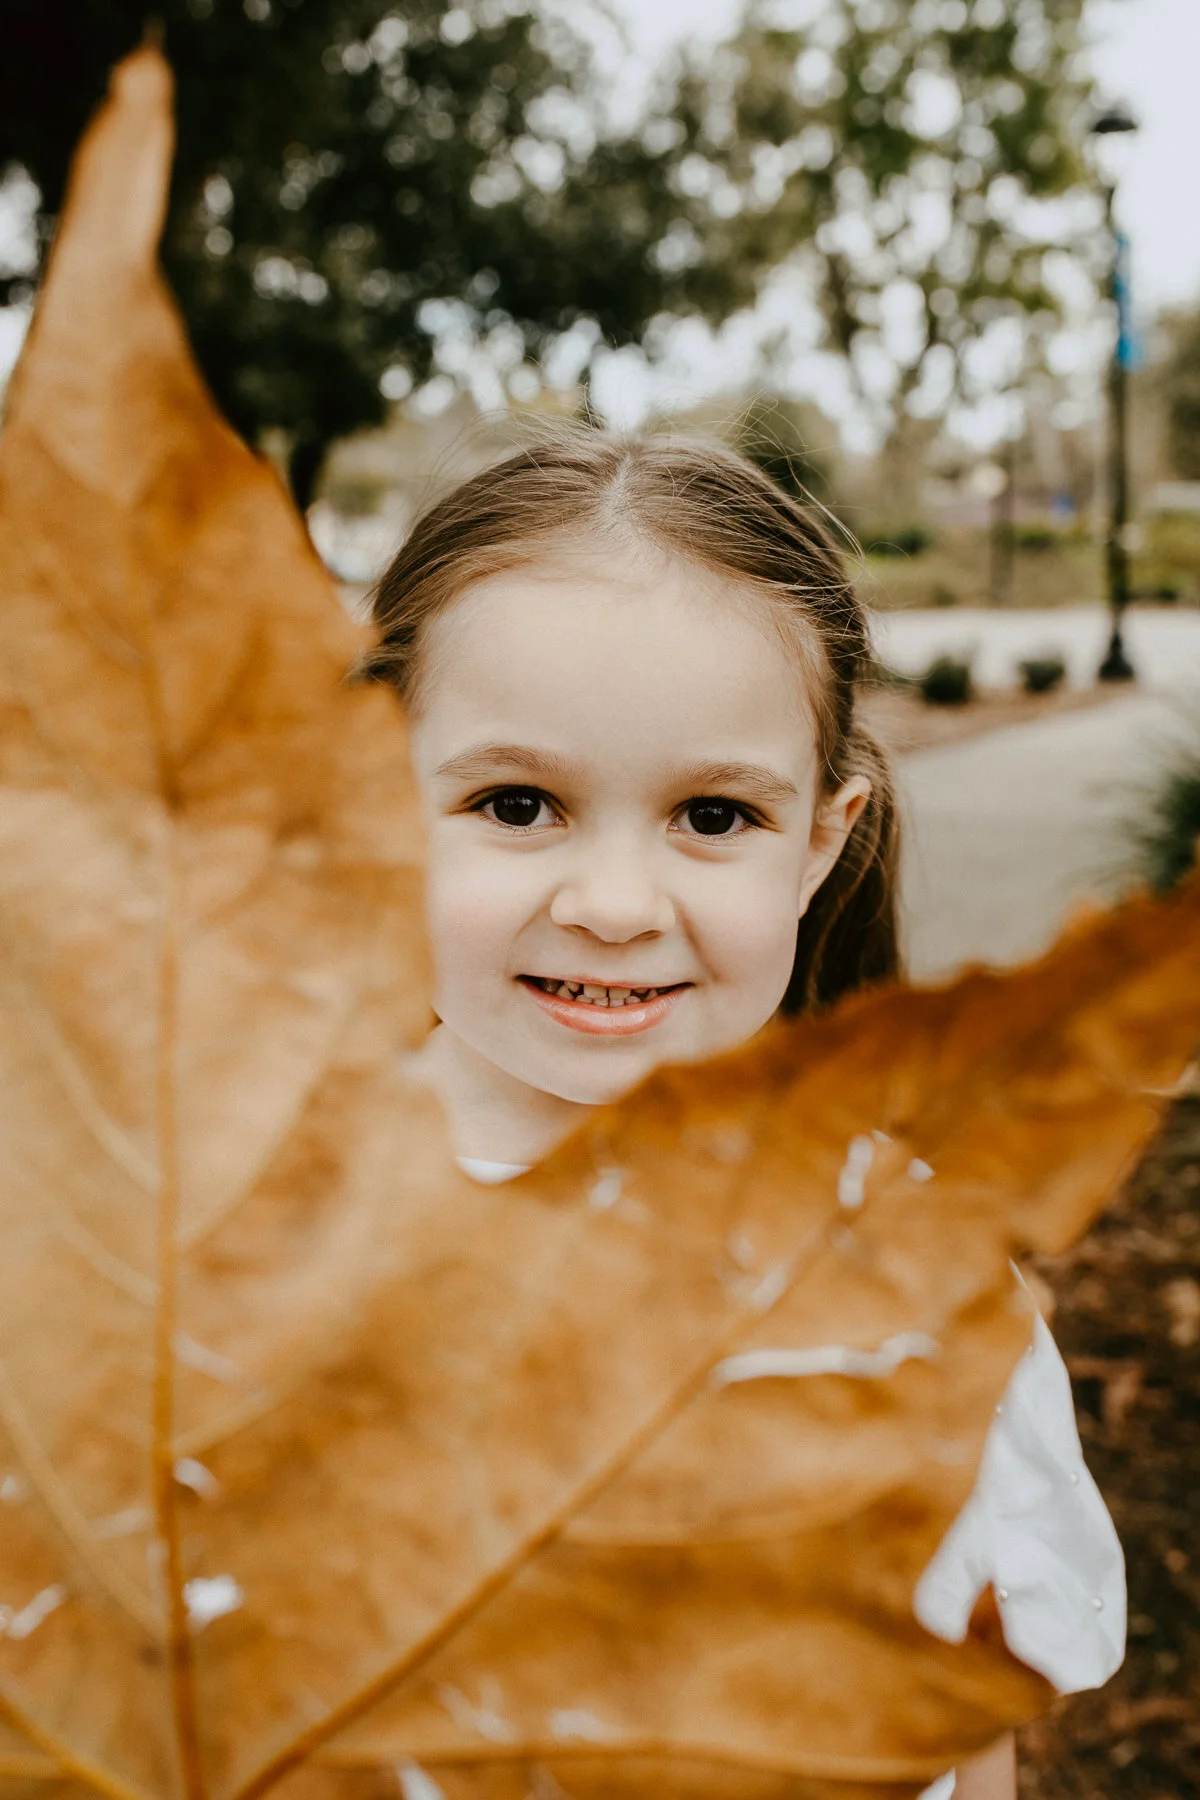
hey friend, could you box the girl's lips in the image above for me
[519,977,687,1036]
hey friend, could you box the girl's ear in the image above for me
[798,776,872,917]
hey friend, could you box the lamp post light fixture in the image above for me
[1090,104,1140,683]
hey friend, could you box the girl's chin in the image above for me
[508,1034,671,1108]
[525,1055,657,1109]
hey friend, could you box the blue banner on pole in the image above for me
[1114,230,1141,371]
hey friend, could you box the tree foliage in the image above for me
[0,0,1105,500]
[667,0,1102,437]
[0,0,721,503]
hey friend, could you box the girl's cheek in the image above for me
[425,837,536,977]
[691,858,805,987]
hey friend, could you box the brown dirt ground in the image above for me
[1017,1088,1200,1798]
[858,682,1128,760]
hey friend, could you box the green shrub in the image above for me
[865,524,935,558]
[1015,525,1060,553]
[932,582,959,608]
[1019,655,1067,695]
[736,396,832,501]
[1135,748,1200,892]
[919,655,973,706]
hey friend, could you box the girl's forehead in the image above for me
[412,546,821,774]
[423,543,809,691]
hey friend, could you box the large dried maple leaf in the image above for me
[1,47,1198,1800]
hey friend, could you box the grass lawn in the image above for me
[856,516,1200,613]
[857,530,1105,612]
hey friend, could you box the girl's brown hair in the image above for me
[365,428,900,1013]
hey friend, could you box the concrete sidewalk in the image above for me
[898,691,1196,981]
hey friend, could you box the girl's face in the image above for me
[410,545,867,1138]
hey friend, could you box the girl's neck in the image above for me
[412,1023,595,1166]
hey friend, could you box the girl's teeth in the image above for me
[533,980,670,1005]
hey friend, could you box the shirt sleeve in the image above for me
[912,1308,1126,1694]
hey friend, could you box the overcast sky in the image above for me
[1086,0,1200,309]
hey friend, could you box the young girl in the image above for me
[365,431,1125,1800]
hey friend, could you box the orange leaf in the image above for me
[0,49,1198,1800]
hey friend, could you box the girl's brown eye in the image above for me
[486,788,547,828]
[685,799,743,836]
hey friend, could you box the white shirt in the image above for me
[458,1158,1126,1796]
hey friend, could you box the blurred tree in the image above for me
[0,0,1105,504]
[1161,307,1200,480]
[0,0,725,505]
[666,0,1102,445]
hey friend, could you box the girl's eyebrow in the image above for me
[434,747,800,805]
[432,743,582,784]
[666,761,800,805]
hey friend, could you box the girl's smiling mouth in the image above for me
[519,976,689,1035]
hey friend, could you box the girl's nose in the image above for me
[548,842,676,942]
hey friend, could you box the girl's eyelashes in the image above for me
[467,788,763,837]
[673,797,762,839]
[474,786,563,831]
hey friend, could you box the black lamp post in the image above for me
[1091,105,1139,682]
